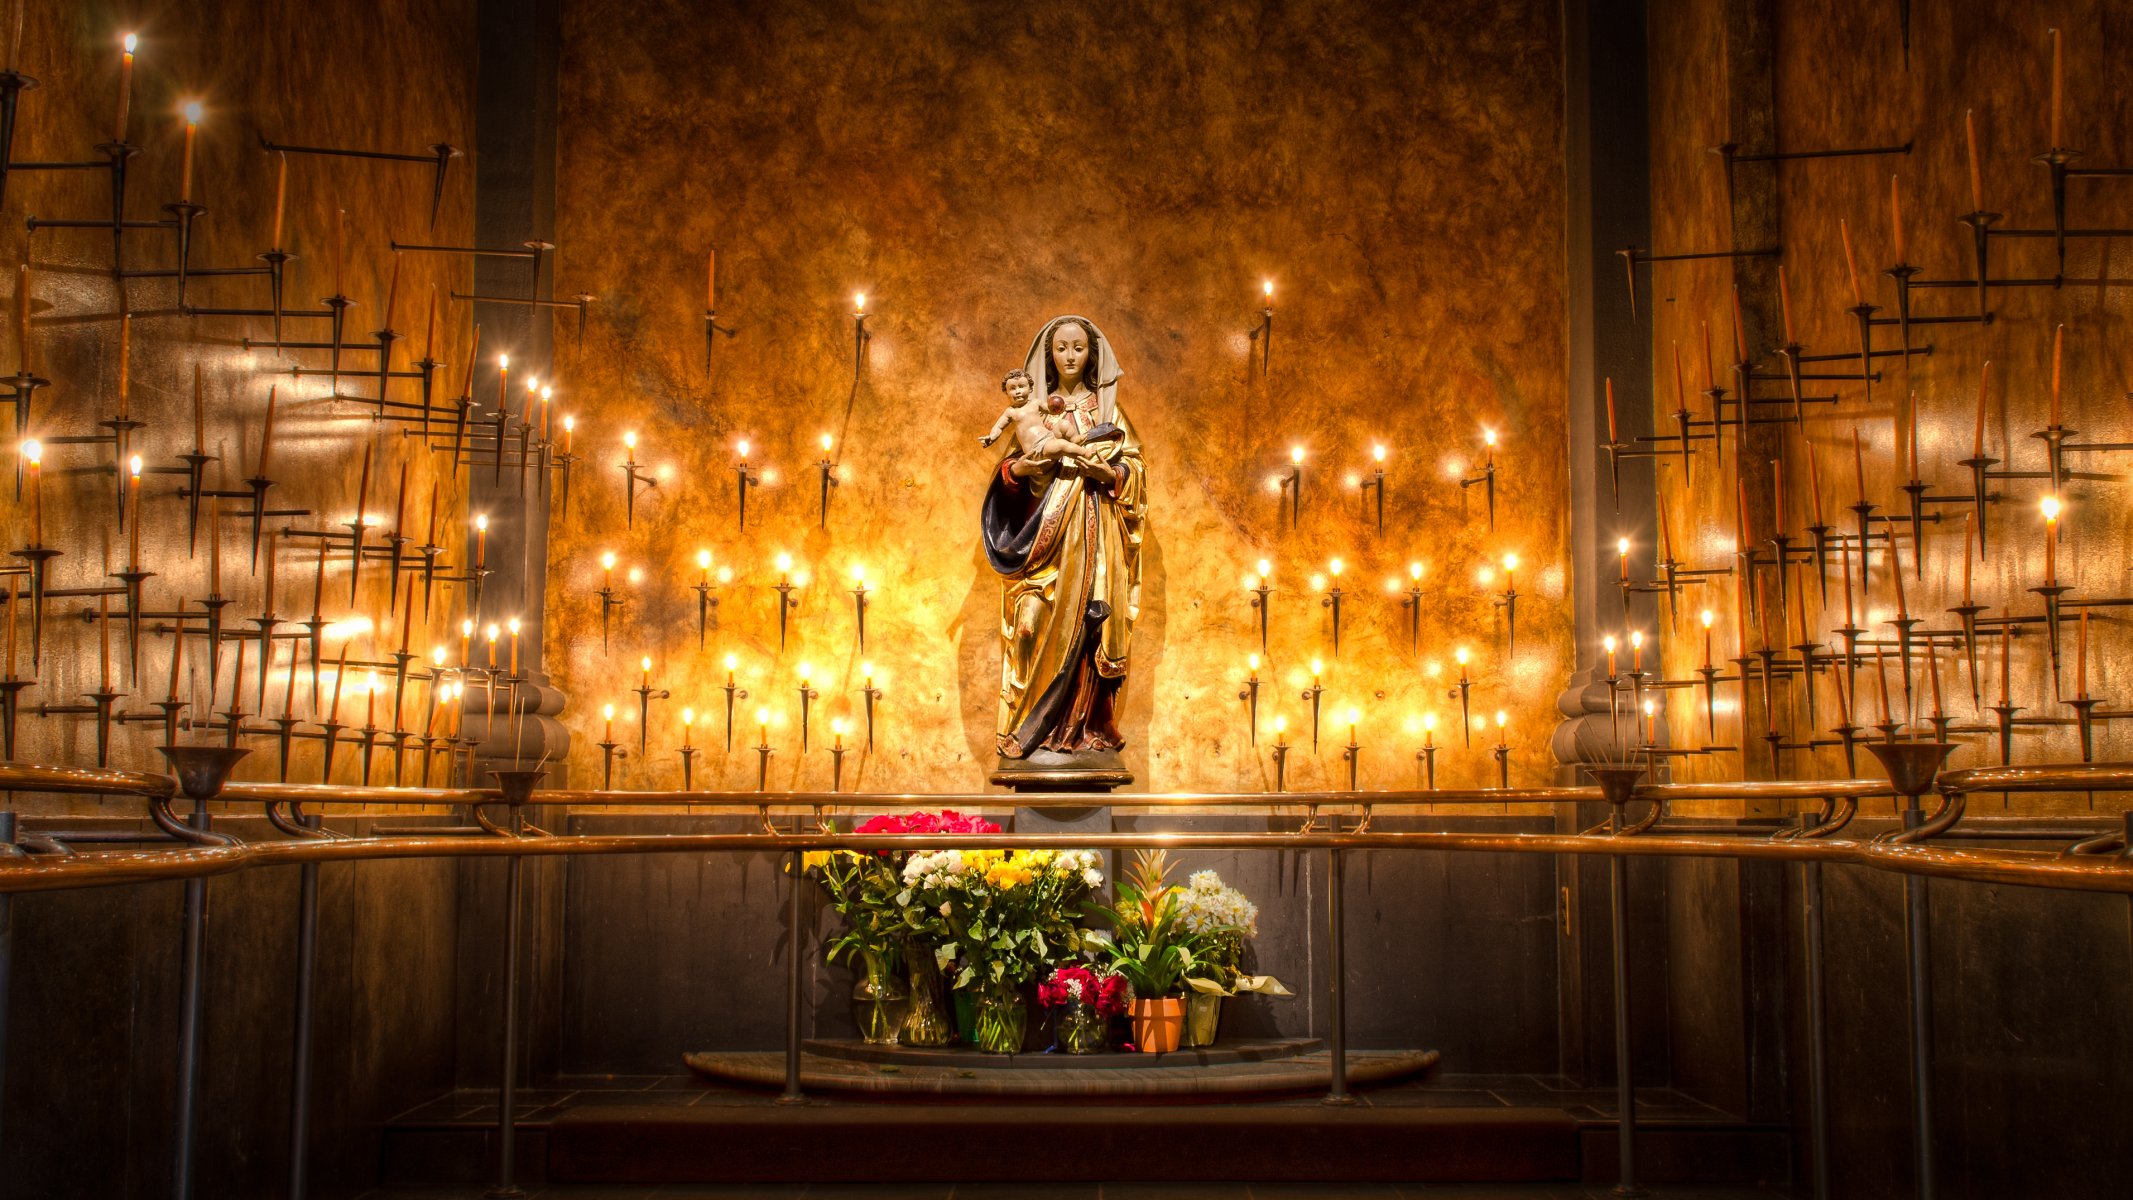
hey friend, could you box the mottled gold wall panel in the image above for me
[4,1,479,808]
[1646,0,2133,813]
[547,0,1571,793]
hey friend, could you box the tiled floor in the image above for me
[358,1184,1802,1199]
[385,1071,1737,1126]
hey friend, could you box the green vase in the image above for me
[850,949,910,1045]
[972,986,1027,1055]
[900,945,954,1047]
[952,988,977,1044]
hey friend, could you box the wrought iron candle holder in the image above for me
[1246,562,1272,655]
[1458,431,1499,530]
[1318,562,1345,657]
[733,442,761,532]
[691,552,721,650]
[1357,446,1387,536]
[620,432,657,529]
[1300,662,1325,752]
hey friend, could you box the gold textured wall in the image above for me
[1646,0,2133,809]
[4,0,479,808]
[544,0,1572,793]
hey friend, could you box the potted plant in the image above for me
[1175,869,1289,1047]
[1038,963,1131,1054]
[810,840,912,1044]
[1088,851,1228,1054]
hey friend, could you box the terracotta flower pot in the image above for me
[1130,997,1184,1053]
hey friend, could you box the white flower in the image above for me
[1083,868,1103,888]
[939,901,951,916]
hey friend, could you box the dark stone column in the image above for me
[464,0,567,778]
[1553,0,1660,784]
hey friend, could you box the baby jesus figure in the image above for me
[979,368,1103,464]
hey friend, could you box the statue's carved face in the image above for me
[1050,324,1090,387]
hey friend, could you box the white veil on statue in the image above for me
[1021,314,1122,425]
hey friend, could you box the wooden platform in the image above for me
[684,1038,1439,1096]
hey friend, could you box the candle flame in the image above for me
[181,101,203,125]
[1248,653,1261,670]
[497,353,509,369]
[737,439,751,458]
[603,703,614,720]
[1642,699,1655,716]
[1604,635,1617,652]
[1273,716,1288,734]
[641,655,651,671]
[474,513,488,531]
[854,293,866,313]
[623,430,637,450]
[725,653,738,670]
[507,617,521,635]
[2041,495,2062,521]
[1484,428,1498,447]
[1289,446,1304,465]
[1372,444,1386,463]
[1409,561,1423,581]
[820,433,833,452]
[1630,630,1644,649]
[1701,609,1715,628]
[756,706,771,726]
[129,454,143,477]
[564,415,576,432]
[18,439,40,464]
[1455,646,1470,665]
[862,661,875,679]
[541,386,552,400]
[852,562,866,582]
[798,662,812,681]
[601,551,616,570]
[1256,558,1272,578]
[461,619,474,636]
[123,33,138,53]
[1424,712,1437,731]
[527,376,540,393]
[431,646,446,665]
[775,552,793,573]
[1262,279,1274,298]
[832,717,848,736]
[485,623,499,640]
[697,549,712,569]
[683,708,695,725]
[1310,658,1324,677]
[1617,536,1630,555]
[1344,706,1361,726]
[1503,553,1519,571]
[1495,710,1508,727]
[1329,558,1344,577]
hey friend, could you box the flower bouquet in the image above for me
[810,809,1003,1045]
[897,847,1105,1053]
[1037,963,1131,1054]
[1175,869,1289,1047]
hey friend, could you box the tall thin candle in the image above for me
[113,34,134,143]
[270,152,287,249]
[1839,219,1863,306]
[1973,360,1992,457]
[2049,27,2064,148]
[1890,174,1906,263]
[1965,109,1985,212]
[2050,324,2064,427]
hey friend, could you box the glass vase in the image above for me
[1054,1000,1109,1054]
[850,948,911,1045]
[900,944,954,1047]
[972,985,1027,1055]
[1183,991,1223,1047]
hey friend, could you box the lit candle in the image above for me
[113,33,135,143]
[2041,496,2060,586]
[1311,658,1324,690]
[603,703,615,744]
[1262,279,1274,310]
[832,718,846,751]
[474,514,489,569]
[508,617,521,675]
[539,386,552,440]
[1617,536,1630,582]
[854,293,866,317]
[496,353,509,415]
[127,455,142,568]
[1630,630,1644,673]
[486,622,499,669]
[1502,553,1518,593]
[177,101,201,203]
[562,415,575,455]
[1890,174,1906,264]
[640,655,651,689]
[20,439,39,545]
[1345,706,1360,746]
[1273,716,1288,748]
[1484,428,1497,465]
[682,706,695,747]
[1604,634,1617,678]
[757,706,771,744]
[1423,713,1436,748]
[1494,710,1508,749]
[777,551,793,586]
[460,618,473,666]
[1643,699,1655,745]
[1965,109,1985,212]
[1700,609,1714,668]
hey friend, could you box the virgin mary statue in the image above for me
[981,315,1146,770]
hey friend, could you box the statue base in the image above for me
[989,748,1132,793]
